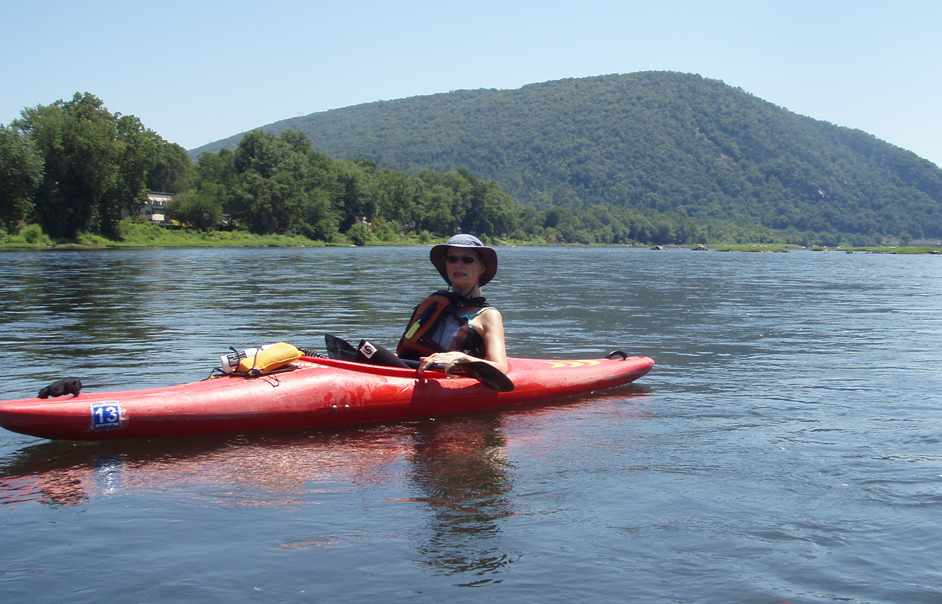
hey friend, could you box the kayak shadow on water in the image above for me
[0,383,652,510]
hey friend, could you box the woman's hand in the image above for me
[418,351,472,374]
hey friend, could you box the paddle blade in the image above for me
[452,361,515,392]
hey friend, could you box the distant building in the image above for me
[141,191,174,224]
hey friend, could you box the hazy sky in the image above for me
[2,1,939,166]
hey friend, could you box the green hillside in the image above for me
[192,72,942,239]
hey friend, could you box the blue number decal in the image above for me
[90,402,124,430]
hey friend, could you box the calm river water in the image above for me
[1,246,941,603]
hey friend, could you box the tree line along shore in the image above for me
[2,92,939,252]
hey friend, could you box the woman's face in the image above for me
[445,247,485,290]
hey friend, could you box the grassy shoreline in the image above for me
[656,243,942,254]
[2,223,941,254]
[5,241,941,255]
[0,222,550,250]
[835,245,942,255]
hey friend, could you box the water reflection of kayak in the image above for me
[0,428,415,507]
[0,354,654,441]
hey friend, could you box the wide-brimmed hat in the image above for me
[430,234,498,286]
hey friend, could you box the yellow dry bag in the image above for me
[220,342,302,376]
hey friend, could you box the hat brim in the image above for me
[430,244,498,286]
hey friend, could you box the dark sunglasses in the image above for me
[447,255,477,264]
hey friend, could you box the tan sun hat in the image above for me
[429,234,498,286]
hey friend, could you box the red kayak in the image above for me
[0,354,654,441]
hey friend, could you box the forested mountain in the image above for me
[193,72,942,240]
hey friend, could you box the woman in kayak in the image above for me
[396,233,508,375]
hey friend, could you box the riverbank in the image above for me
[652,243,942,254]
[2,223,941,254]
[0,221,544,251]
[670,243,942,254]
[1,222,324,250]
[706,243,795,252]
[836,245,942,254]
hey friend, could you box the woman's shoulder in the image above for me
[475,306,503,322]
